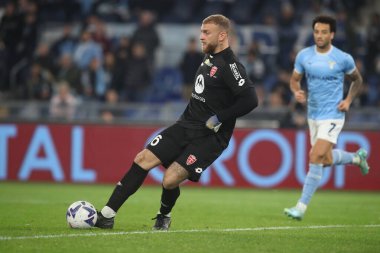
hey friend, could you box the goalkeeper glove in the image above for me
[206,115,222,133]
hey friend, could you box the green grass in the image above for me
[0,182,379,253]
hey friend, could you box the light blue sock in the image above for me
[299,163,323,205]
[332,149,355,165]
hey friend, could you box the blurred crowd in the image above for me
[0,0,379,126]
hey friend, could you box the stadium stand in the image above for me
[0,0,378,129]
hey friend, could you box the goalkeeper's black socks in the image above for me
[159,185,180,215]
[105,162,148,213]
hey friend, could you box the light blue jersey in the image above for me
[294,45,356,120]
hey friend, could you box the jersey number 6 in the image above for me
[150,135,163,146]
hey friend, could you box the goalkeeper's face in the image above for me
[200,23,222,54]
[313,22,334,50]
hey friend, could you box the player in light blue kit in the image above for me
[284,15,370,220]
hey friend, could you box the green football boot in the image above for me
[356,148,370,175]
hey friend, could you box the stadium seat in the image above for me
[252,31,276,48]
[229,0,258,24]
[161,0,194,23]
[145,67,184,103]
[193,1,226,23]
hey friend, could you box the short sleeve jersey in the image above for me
[177,47,254,139]
[294,45,356,120]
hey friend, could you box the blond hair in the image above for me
[202,14,231,34]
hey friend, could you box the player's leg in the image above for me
[153,133,226,230]
[321,119,370,174]
[329,149,370,175]
[285,139,333,220]
[152,162,189,231]
[160,162,188,214]
[96,124,185,229]
[300,139,333,206]
[96,149,161,228]
[285,119,331,220]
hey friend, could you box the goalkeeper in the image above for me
[95,14,258,230]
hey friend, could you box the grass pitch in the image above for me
[0,182,379,253]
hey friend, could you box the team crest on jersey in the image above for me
[329,61,336,70]
[186,154,197,165]
[210,66,218,77]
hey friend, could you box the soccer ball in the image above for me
[66,201,98,229]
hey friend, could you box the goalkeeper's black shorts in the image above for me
[146,123,226,182]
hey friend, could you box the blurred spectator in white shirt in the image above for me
[50,81,78,120]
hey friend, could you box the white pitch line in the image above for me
[1,224,380,241]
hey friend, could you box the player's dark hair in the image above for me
[202,14,231,33]
[312,15,336,33]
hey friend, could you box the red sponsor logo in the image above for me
[186,154,197,165]
[210,66,218,77]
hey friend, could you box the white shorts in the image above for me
[308,119,345,146]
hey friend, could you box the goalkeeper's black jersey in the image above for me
[177,47,255,142]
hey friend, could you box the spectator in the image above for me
[50,23,78,60]
[33,42,56,76]
[73,30,103,70]
[243,47,266,85]
[80,57,107,100]
[90,17,112,53]
[179,37,203,100]
[18,10,38,62]
[0,1,22,91]
[55,53,82,95]
[112,36,130,94]
[24,62,53,101]
[254,85,266,109]
[267,86,295,128]
[366,13,380,75]
[333,9,349,51]
[289,103,307,129]
[275,70,293,105]
[124,43,152,102]
[103,51,118,92]
[130,10,160,64]
[100,89,121,123]
[277,2,298,71]
[268,86,286,108]
[50,81,78,120]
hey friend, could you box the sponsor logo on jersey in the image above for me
[306,73,338,81]
[229,63,242,80]
[238,79,245,86]
[195,74,205,94]
[210,66,218,77]
[191,93,206,102]
[186,154,197,165]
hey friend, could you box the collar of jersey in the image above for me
[209,47,232,57]
[314,45,333,55]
